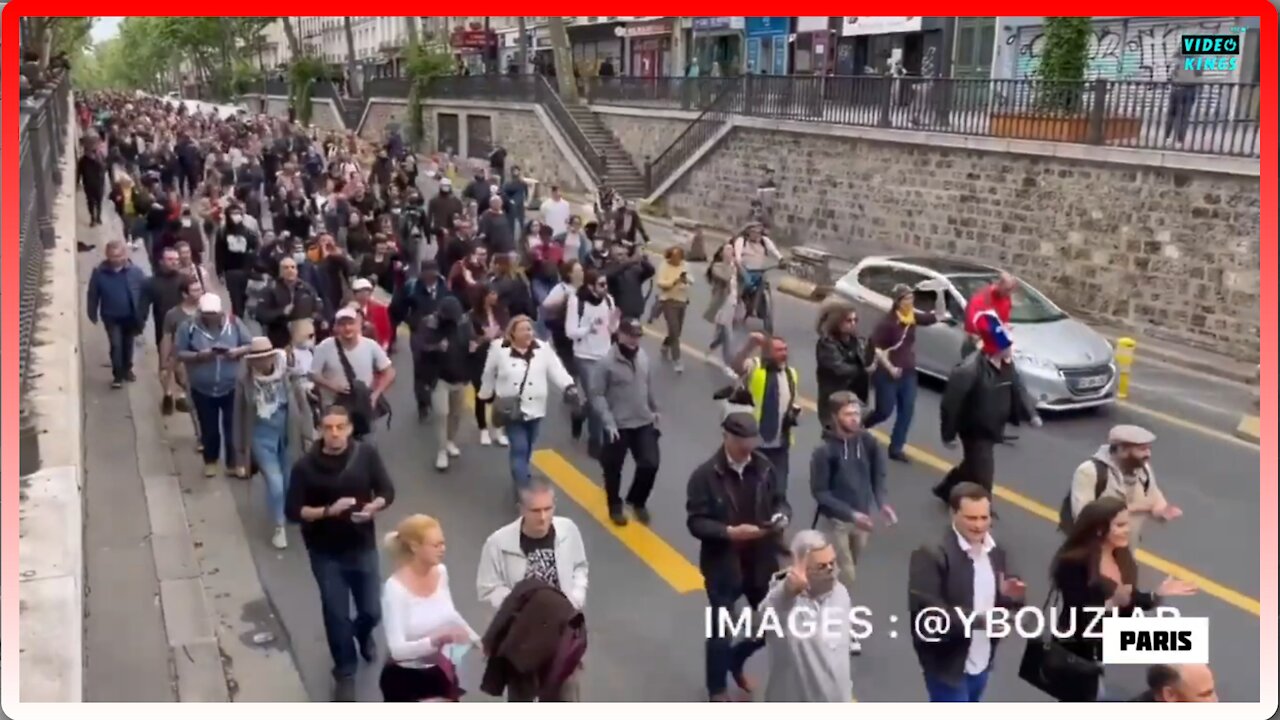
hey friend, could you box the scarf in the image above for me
[896,307,916,327]
[759,364,782,444]
[251,351,288,420]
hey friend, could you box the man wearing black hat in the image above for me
[687,410,791,701]
[592,318,661,526]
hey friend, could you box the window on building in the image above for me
[437,113,460,154]
[466,114,493,160]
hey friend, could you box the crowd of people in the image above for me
[76,91,1211,704]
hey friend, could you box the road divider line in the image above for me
[1236,414,1261,443]
[531,450,706,594]
[1117,400,1258,451]
[642,326,1263,617]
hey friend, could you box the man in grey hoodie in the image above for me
[808,391,896,652]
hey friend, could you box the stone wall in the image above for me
[645,125,1259,357]
[598,114,687,174]
[359,99,588,195]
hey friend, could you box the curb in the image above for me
[1235,414,1260,443]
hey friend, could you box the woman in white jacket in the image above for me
[380,514,479,702]
[478,315,578,491]
[563,268,617,456]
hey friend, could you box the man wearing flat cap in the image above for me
[686,409,792,701]
[1069,424,1180,541]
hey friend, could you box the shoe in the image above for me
[495,429,509,447]
[888,450,910,464]
[203,463,218,478]
[161,395,175,416]
[849,639,863,656]
[435,450,449,471]
[446,442,461,457]
[110,379,123,389]
[629,504,651,525]
[332,675,356,702]
[417,404,429,423]
[479,429,493,446]
[77,241,95,253]
[673,361,684,374]
[174,396,190,413]
[271,526,288,550]
[358,634,377,663]
[125,371,137,382]
[608,509,629,526]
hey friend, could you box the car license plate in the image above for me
[1076,375,1107,390]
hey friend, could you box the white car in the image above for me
[834,255,1117,411]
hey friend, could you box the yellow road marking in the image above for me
[1117,400,1259,451]
[532,450,705,594]
[1236,414,1261,442]
[643,327,1263,617]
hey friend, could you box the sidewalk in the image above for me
[77,203,307,701]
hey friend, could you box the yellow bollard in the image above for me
[1114,337,1136,399]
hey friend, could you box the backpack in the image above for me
[1057,458,1150,533]
[575,294,613,328]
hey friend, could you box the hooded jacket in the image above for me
[564,287,614,361]
[415,296,473,385]
[809,429,887,524]
[1070,446,1166,540]
[480,576,586,700]
[604,256,655,320]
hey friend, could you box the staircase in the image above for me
[562,104,648,200]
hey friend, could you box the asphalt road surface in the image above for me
[224,224,1260,702]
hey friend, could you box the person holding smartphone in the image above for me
[176,293,253,478]
[907,482,1027,702]
[654,246,692,373]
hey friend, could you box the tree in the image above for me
[27,17,95,68]
[1036,17,1093,113]
[404,16,419,50]
[343,17,359,96]
[547,16,576,101]
[280,17,302,61]
[516,16,530,74]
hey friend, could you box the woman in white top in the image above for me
[380,514,479,702]
[479,315,578,492]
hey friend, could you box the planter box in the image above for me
[990,113,1141,143]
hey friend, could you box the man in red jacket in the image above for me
[351,278,394,352]
[963,271,1017,357]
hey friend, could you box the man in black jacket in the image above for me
[389,261,451,419]
[255,256,320,349]
[143,247,187,413]
[908,482,1026,702]
[686,411,791,701]
[285,404,396,702]
[419,296,473,470]
[934,318,1039,501]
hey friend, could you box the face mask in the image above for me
[228,214,242,224]
[293,252,307,264]
[181,218,192,228]
[592,240,605,252]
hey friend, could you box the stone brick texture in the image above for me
[599,115,688,175]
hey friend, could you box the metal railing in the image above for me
[645,78,737,194]
[426,74,541,103]
[17,72,72,476]
[263,77,289,96]
[534,76,605,180]
[364,76,411,99]
[580,75,1262,158]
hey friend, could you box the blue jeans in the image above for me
[865,368,918,454]
[573,358,604,453]
[505,418,542,491]
[103,318,139,382]
[923,669,990,702]
[251,422,289,526]
[308,547,382,679]
[190,388,235,464]
[705,581,768,697]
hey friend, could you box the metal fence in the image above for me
[580,75,1262,158]
[17,73,72,476]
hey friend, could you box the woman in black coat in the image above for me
[1050,497,1197,701]
[814,300,869,426]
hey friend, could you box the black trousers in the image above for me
[935,434,997,498]
[224,268,250,319]
[412,352,439,412]
[379,663,457,702]
[85,190,104,223]
[600,424,660,512]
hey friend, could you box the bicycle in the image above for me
[739,257,781,335]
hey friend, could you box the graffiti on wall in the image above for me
[1005,17,1234,82]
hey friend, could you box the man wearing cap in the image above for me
[935,312,1039,500]
[687,410,791,701]
[1069,424,1179,541]
[592,318,661,526]
[350,278,393,352]
[175,292,254,477]
[310,306,395,439]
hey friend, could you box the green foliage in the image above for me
[289,55,327,126]
[50,18,96,58]
[1035,17,1092,113]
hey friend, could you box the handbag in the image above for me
[1017,587,1104,702]
[490,352,533,429]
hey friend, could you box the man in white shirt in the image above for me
[541,184,572,237]
[908,482,1026,702]
[476,481,588,701]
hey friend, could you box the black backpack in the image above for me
[1057,459,1150,533]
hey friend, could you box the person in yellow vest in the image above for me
[733,332,801,493]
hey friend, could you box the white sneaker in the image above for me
[849,639,863,655]
[446,442,461,457]
[674,361,684,374]
[435,450,449,470]
[271,526,288,550]
[496,429,509,447]
[480,429,493,446]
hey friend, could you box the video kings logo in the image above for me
[1179,33,1242,72]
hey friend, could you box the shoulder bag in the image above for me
[1017,585,1104,701]
[490,350,533,428]
[335,340,391,436]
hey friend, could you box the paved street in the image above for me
[220,219,1259,701]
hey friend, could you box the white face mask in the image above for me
[181,218,192,228]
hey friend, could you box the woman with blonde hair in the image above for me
[655,245,693,373]
[380,514,479,702]
[478,315,580,493]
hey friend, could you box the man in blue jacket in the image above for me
[86,239,149,388]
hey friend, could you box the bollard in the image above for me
[1114,337,1136,399]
